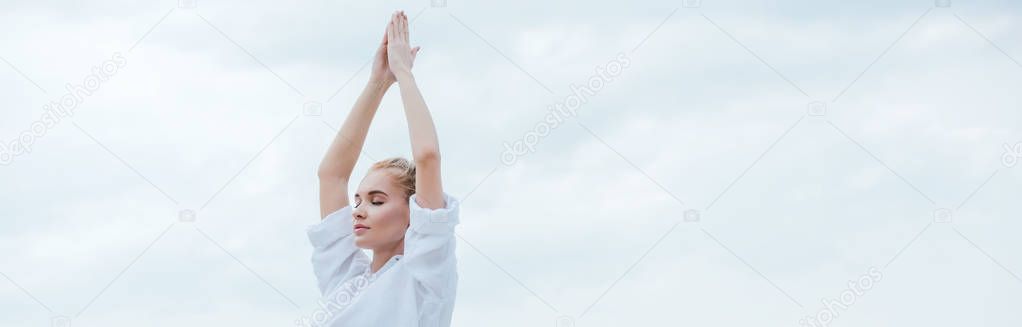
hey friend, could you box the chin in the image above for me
[353,237,371,249]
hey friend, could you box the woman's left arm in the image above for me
[387,11,459,303]
[388,10,444,209]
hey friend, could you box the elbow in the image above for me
[318,173,349,187]
[316,164,332,179]
[316,168,330,180]
[317,165,347,182]
[413,147,441,165]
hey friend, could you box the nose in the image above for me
[352,205,366,221]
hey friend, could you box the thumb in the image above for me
[412,46,421,58]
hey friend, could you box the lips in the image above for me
[354,224,370,235]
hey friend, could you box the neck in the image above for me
[371,238,404,273]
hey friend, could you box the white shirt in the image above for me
[302,192,460,327]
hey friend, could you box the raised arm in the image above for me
[318,25,404,219]
[387,11,444,209]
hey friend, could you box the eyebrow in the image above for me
[354,190,388,198]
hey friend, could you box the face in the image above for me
[352,168,410,250]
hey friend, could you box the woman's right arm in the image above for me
[312,83,385,293]
[318,27,397,219]
[308,26,397,294]
[317,81,389,218]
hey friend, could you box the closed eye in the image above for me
[354,190,389,208]
[354,200,383,208]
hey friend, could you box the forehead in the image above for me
[355,169,400,195]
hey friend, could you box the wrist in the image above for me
[366,78,393,92]
[395,71,414,83]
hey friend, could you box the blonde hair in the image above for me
[370,157,416,200]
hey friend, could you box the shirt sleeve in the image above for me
[404,192,460,301]
[307,205,370,295]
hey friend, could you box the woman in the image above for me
[306,10,459,327]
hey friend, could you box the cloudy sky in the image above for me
[2,0,1021,326]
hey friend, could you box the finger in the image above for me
[386,15,392,41]
[382,15,392,44]
[388,11,398,40]
[401,12,410,42]
[396,11,404,41]
[395,10,404,41]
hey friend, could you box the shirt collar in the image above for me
[366,254,403,279]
